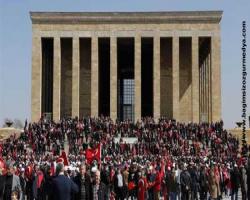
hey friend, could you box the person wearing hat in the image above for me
[0,160,22,200]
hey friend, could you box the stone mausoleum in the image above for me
[30,11,222,123]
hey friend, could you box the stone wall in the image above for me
[229,128,250,145]
[0,128,22,141]
[179,38,192,122]
[31,12,222,122]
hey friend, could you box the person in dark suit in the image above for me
[73,163,91,200]
[51,162,79,200]
[0,161,22,200]
[231,164,240,200]
[0,161,21,200]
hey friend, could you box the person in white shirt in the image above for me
[114,169,125,200]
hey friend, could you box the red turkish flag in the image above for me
[85,144,101,164]
[57,151,69,166]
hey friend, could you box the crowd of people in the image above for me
[0,116,249,200]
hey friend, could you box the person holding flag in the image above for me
[85,143,101,165]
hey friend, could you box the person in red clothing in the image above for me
[154,162,165,200]
[138,170,147,200]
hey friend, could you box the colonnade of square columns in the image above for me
[31,34,221,123]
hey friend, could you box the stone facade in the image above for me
[90,36,98,117]
[211,35,221,122]
[31,35,41,122]
[153,36,161,120]
[172,36,180,120]
[192,36,199,122]
[229,128,250,145]
[179,38,192,122]
[72,37,80,117]
[134,35,141,121]
[110,37,117,120]
[53,37,61,121]
[30,11,222,123]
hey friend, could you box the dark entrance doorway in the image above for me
[141,38,153,117]
[98,38,110,117]
[41,38,53,119]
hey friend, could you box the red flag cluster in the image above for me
[85,143,101,164]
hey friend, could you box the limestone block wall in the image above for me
[30,12,222,122]
[229,128,250,145]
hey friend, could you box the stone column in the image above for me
[205,53,209,122]
[202,58,205,121]
[153,36,160,120]
[191,36,199,123]
[206,53,209,121]
[172,36,179,121]
[134,36,141,122]
[203,54,207,122]
[110,37,117,120]
[72,37,80,117]
[199,58,202,121]
[31,35,42,122]
[208,52,211,122]
[211,36,221,122]
[91,37,99,117]
[53,37,61,121]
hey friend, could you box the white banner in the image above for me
[114,137,138,144]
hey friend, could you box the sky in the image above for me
[0,0,249,129]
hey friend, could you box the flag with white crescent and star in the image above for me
[85,143,101,164]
